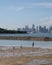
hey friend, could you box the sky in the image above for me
[0,0,52,29]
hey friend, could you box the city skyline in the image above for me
[17,24,52,33]
[0,0,52,29]
[0,24,52,33]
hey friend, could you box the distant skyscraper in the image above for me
[44,26,46,29]
[17,28,21,31]
[25,25,29,29]
[36,26,39,32]
[49,26,52,33]
[25,25,29,32]
[32,24,35,29]
[39,26,48,33]
[31,24,35,32]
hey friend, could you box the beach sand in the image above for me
[0,46,52,65]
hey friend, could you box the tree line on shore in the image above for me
[0,28,27,34]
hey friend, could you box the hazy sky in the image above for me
[0,0,52,29]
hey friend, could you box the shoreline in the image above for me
[0,36,52,41]
[0,46,52,65]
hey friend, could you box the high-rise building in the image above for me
[25,25,29,32]
[39,26,48,33]
[36,26,39,32]
[49,26,52,33]
[31,24,35,32]
[32,24,35,29]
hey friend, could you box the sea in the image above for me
[0,33,52,49]
[0,33,52,38]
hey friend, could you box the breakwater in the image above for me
[0,36,52,41]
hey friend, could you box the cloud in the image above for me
[8,6,24,12]
[8,2,52,11]
[39,17,52,27]
[18,2,52,8]
[32,2,52,8]
[16,7,24,12]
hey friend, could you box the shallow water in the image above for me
[0,40,52,49]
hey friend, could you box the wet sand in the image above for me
[0,36,52,41]
[0,46,52,65]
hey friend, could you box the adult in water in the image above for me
[32,42,34,47]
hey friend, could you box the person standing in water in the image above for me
[32,42,34,47]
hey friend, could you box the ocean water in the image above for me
[0,33,52,38]
[0,40,52,49]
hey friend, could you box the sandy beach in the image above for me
[0,46,52,65]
